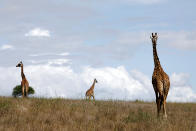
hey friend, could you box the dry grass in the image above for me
[0,97,195,131]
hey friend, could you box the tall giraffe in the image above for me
[16,61,29,98]
[85,78,98,100]
[150,33,170,118]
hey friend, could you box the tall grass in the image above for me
[0,97,195,131]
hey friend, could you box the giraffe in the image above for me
[16,61,29,98]
[150,33,170,118]
[85,78,98,101]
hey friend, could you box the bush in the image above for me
[12,85,35,97]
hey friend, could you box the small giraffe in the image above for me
[16,61,29,98]
[150,33,170,118]
[85,78,98,101]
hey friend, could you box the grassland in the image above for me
[0,97,195,131]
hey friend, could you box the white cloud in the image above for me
[161,31,196,50]
[0,63,195,102]
[116,31,196,51]
[28,58,71,65]
[47,59,71,65]
[0,64,153,100]
[168,73,196,102]
[168,86,196,102]
[170,73,190,86]
[103,0,162,5]
[115,32,148,45]
[58,52,70,56]
[25,28,50,37]
[80,66,154,100]
[124,0,162,4]
[29,52,69,57]
[0,44,14,50]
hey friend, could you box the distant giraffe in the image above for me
[150,33,170,118]
[85,78,98,100]
[16,61,29,98]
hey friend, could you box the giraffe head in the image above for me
[16,61,23,67]
[150,33,158,45]
[94,78,98,83]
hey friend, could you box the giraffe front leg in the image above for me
[25,86,27,97]
[25,84,29,97]
[22,86,25,98]
[92,94,95,101]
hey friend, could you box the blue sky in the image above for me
[0,0,196,101]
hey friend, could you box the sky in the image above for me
[0,0,196,102]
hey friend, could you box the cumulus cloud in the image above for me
[28,58,71,66]
[114,31,196,51]
[168,73,196,102]
[47,59,71,65]
[123,0,162,4]
[25,28,50,37]
[170,73,190,86]
[81,66,154,100]
[0,63,195,102]
[0,64,153,100]
[98,0,162,5]
[29,52,69,57]
[161,31,196,50]
[0,44,14,50]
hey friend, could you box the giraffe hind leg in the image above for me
[163,97,167,119]
[160,95,164,111]
[157,97,161,117]
[157,81,164,117]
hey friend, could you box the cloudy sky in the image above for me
[0,0,196,102]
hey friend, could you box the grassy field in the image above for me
[0,97,195,131]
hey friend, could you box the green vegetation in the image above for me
[0,97,195,131]
[12,85,35,97]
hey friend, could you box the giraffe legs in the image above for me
[156,81,165,118]
[25,84,29,97]
[22,85,25,98]
[157,97,161,117]
[163,98,167,119]
[154,88,161,117]
[86,95,95,101]
[157,94,168,119]
[92,94,95,101]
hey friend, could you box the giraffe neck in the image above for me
[90,80,96,90]
[153,44,161,68]
[21,66,26,79]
